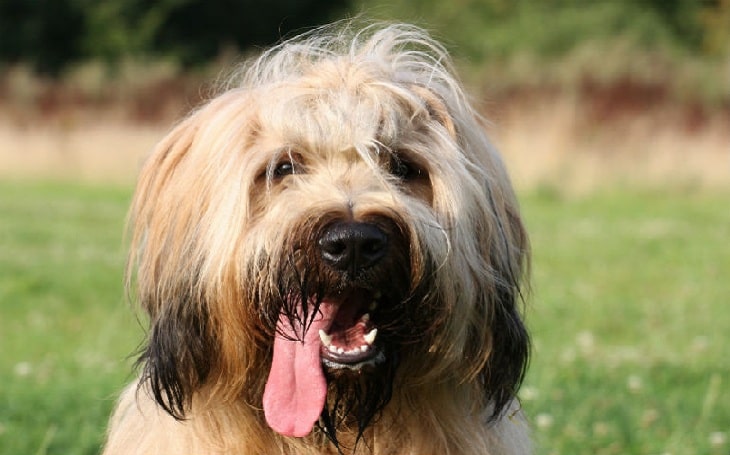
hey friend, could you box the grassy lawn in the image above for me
[1,180,728,454]
[0,181,138,455]
[522,188,730,454]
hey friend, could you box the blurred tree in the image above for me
[0,0,726,76]
[698,0,730,55]
[148,0,350,65]
[640,0,706,50]
[75,0,350,66]
[352,0,728,60]
[0,0,347,74]
[0,0,85,74]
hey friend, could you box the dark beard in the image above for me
[317,350,399,452]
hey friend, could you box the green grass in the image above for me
[0,181,139,455]
[1,180,728,454]
[522,189,730,454]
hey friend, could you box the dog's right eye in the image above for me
[269,153,304,180]
[273,161,296,178]
[388,154,427,182]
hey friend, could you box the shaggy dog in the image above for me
[102,22,531,455]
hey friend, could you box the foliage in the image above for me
[0,0,348,74]
[356,0,730,62]
[1,0,728,75]
[0,0,85,74]
[0,181,728,453]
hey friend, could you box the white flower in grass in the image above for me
[710,431,727,447]
[576,330,595,354]
[627,374,643,393]
[13,362,32,377]
[520,386,539,401]
[535,413,553,430]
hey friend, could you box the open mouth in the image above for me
[318,291,383,369]
[263,288,387,437]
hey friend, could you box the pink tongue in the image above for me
[263,304,335,437]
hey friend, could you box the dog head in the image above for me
[128,22,529,447]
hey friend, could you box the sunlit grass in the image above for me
[522,189,730,454]
[0,181,138,455]
[0,181,728,454]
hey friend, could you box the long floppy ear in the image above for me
[137,284,214,420]
[127,112,217,420]
[412,81,530,416]
[481,195,530,421]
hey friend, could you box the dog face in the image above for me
[127,23,529,447]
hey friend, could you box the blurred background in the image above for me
[1,1,728,454]
[1,0,729,188]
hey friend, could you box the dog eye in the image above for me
[271,156,304,180]
[274,161,296,177]
[390,156,425,181]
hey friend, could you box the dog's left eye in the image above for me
[274,161,296,177]
[390,156,425,181]
[271,158,304,179]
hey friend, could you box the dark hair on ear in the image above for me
[481,185,531,422]
[136,292,214,420]
[482,277,530,422]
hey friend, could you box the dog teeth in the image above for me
[363,328,378,345]
[360,313,370,322]
[319,330,332,347]
[320,325,377,355]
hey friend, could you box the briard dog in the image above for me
[103,22,531,455]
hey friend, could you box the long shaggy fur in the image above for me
[103,21,531,455]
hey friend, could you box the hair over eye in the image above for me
[268,151,304,181]
[273,161,296,178]
[389,154,427,181]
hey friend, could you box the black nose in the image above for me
[319,222,388,272]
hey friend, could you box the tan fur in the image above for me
[104,22,531,455]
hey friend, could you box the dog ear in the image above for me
[481,202,530,421]
[127,110,218,420]
[138,290,214,420]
